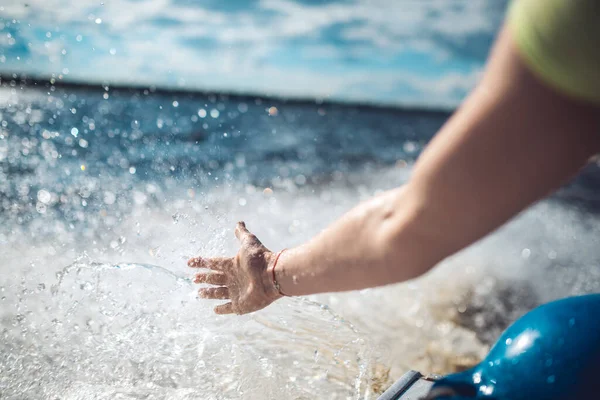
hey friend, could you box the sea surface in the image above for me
[2,80,600,399]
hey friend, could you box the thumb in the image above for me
[234,221,261,246]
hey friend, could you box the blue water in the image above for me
[2,82,600,399]
[0,83,446,241]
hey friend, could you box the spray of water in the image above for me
[3,84,600,398]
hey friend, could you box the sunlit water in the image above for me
[2,82,600,399]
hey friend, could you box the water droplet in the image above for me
[547,375,555,384]
[172,213,187,224]
[36,202,47,214]
[403,141,418,153]
[37,189,51,204]
[294,174,306,185]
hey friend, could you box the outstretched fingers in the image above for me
[188,256,232,271]
[198,286,230,300]
[193,272,227,286]
[214,302,235,315]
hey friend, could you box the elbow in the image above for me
[374,186,448,282]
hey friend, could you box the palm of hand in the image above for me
[188,222,280,315]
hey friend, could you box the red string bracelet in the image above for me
[271,248,288,297]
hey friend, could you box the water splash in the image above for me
[1,258,377,399]
[4,83,600,398]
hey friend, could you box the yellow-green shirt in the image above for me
[508,0,600,105]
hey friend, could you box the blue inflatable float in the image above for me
[379,294,600,400]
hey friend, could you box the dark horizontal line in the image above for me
[0,71,454,116]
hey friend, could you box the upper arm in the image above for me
[405,24,600,260]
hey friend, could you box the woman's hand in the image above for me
[188,222,283,315]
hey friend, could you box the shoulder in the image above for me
[508,0,600,105]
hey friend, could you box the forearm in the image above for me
[274,27,600,297]
[274,187,435,295]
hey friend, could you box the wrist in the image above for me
[261,250,286,300]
